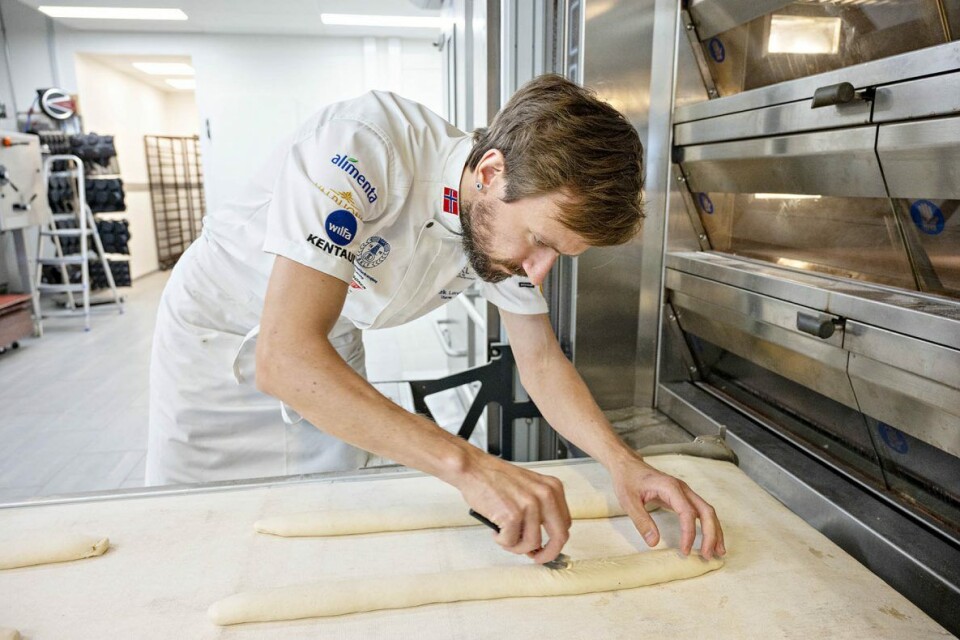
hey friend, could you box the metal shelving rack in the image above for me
[144,135,205,269]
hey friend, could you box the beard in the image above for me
[459,196,525,283]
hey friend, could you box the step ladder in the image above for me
[34,154,123,333]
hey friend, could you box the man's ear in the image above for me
[477,149,505,193]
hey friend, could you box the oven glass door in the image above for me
[696,0,959,98]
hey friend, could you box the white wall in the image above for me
[163,92,201,137]
[0,0,58,131]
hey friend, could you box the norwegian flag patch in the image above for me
[443,187,459,215]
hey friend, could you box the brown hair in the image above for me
[466,74,644,246]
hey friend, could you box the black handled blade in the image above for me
[468,509,500,533]
[469,509,570,569]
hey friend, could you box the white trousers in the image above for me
[145,237,369,486]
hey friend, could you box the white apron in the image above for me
[145,237,369,486]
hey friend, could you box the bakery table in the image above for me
[0,455,951,638]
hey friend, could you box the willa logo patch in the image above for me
[331,154,379,204]
[325,210,357,246]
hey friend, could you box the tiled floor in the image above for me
[0,272,162,502]
[0,271,468,502]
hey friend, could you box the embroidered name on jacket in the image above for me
[306,233,356,263]
[331,154,379,204]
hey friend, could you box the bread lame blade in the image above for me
[468,509,571,570]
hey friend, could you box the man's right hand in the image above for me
[455,453,572,564]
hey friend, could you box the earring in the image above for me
[475,182,483,191]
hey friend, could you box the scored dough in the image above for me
[209,550,723,625]
[255,492,632,537]
[0,533,109,570]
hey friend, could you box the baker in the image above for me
[146,74,725,564]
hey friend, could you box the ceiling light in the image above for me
[133,62,194,76]
[165,78,196,90]
[320,14,443,28]
[767,15,841,55]
[38,6,188,20]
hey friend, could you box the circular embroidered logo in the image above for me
[356,236,391,268]
[324,209,357,247]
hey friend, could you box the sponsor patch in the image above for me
[518,281,535,288]
[443,187,459,215]
[325,209,357,247]
[306,232,356,263]
[315,183,360,215]
[356,236,391,269]
[331,154,379,204]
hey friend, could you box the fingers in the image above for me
[531,480,571,564]
[683,485,725,559]
[653,478,724,558]
[629,502,662,549]
[550,476,573,531]
[656,478,698,556]
[619,471,720,558]
[489,475,570,561]
[509,500,544,554]
[492,509,523,549]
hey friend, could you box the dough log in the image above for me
[0,533,109,570]
[256,492,629,537]
[209,550,723,625]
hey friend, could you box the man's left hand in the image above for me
[608,453,726,560]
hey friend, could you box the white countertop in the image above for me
[0,455,951,638]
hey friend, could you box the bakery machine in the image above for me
[658,0,960,632]
[547,0,960,633]
[0,131,49,337]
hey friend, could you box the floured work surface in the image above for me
[0,456,951,639]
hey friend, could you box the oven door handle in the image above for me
[796,311,842,339]
[811,82,874,108]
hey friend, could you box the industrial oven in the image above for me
[547,0,960,633]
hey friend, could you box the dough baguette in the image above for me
[0,533,109,570]
[256,492,626,537]
[209,550,723,625]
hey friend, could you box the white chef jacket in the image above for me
[146,91,547,485]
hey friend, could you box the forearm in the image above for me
[257,334,481,487]
[519,352,639,470]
